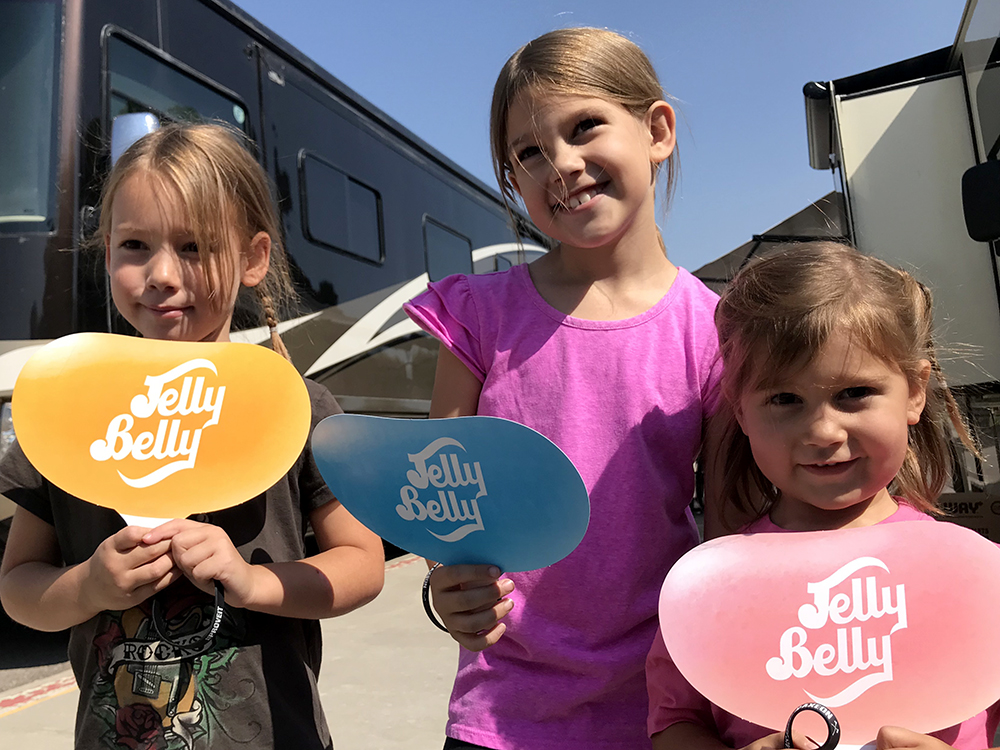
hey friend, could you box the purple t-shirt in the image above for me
[405,264,722,750]
[646,502,1000,749]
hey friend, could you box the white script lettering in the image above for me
[396,438,486,541]
[89,359,224,487]
[764,557,906,707]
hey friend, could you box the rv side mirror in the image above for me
[963,160,1000,242]
[110,112,161,166]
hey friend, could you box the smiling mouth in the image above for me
[553,183,607,213]
[801,459,859,475]
[145,305,190,318]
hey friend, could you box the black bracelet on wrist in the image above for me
[422,562,449,633]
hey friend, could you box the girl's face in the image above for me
[504,90,674,251]
[105,173,269,342]
[736,332,931,530]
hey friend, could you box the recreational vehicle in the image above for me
[0,0,544,527]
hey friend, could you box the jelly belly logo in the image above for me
[765,557,906,707]
[395,438,487,542]
[89,359,225,488]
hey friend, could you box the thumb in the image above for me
[876,725,920,749]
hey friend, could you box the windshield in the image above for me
[961,0,1000,159]
[0,0,60,230]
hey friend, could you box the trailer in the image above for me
[695,0,1000,537]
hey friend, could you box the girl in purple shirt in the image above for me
[405,26,724,750]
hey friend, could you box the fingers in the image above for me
[111,525,155,551]
[140,518,201,545]
[744,730,817,750]
[451,621,508,652]
[130,565,185,602]
[428,564,515,650]
[431,564,503,590]
[875,726,950,749]
[447,595,515,639]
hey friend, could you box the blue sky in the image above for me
[234,0,968,272]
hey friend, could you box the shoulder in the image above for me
[739,515,782,534]
[304,379,343,426]
[884,499,937,523]
[671,268,721,319]
[409,268,524,308]
[0,438,43,491]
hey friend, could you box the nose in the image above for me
[546,142,585,186]
[803,404,848,446]
[145,247,182,291]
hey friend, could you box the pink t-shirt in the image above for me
[405,264,722,750]
[646,502,1000,748]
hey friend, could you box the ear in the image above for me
[104,234,112,269]
[507,169,522,197]
[731,397,747,434]
[242,231,272,288]
[906,359,932,425]
[646,100,676,165]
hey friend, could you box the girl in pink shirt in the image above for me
[405,27,724,750]
[646,241,997,750]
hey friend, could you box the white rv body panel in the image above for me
[836,74,1000,387]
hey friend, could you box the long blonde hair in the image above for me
[489,27,678,212]
[715,241,976,527]
[97,122,295,360]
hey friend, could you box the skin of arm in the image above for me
[424,346,515,651]
[0,505,180,631]
[142,497,384,619]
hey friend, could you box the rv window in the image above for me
[300,151,384,264]
[0,0,59,230]
[423,218,472,281]
[107,35,247,130]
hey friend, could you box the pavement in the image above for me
[0,554,457,749]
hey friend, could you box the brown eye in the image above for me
[574,117,602,136]
[515,145,541,162]
[768,392,800,406]
[840,386,875,401]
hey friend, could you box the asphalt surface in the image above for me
[0,555,457,749]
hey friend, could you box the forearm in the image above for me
[0,560,100,632]
[243,543,384,619]
[652,722,731,750]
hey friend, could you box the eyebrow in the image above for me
[507,133,531,152]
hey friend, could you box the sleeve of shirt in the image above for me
[403,274,487,382]
[694,280,724,418]
[701,350,724,418]
[299,379,344,514]
[0,439,56,526]
[647,625,717,738]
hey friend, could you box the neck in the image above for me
[769,489,899,531]
[528,209,678,320]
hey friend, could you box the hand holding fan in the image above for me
[657,521,1000,749]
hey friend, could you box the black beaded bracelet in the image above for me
[422,562,449,633]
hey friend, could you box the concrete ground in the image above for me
[0,555,457,749]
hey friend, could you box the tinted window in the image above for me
[300,151,384,264]
[0,0,59,229]
[107,34,247,129]
[423,217,472,281]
